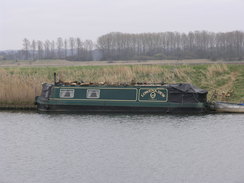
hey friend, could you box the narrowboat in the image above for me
[35,77,208,113]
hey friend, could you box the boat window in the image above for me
[87,89,100,99]
[60,89,75,98]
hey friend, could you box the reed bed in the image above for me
[0,64,243,108]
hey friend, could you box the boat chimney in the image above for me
[54,72,57,85]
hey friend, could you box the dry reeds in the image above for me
[0,68,44,107]
[0,64,242,107]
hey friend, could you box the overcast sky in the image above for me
[0,0,244,50]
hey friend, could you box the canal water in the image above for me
[0,112,244,183]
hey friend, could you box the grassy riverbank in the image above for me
[0,64,243,108]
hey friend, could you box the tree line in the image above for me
[1,31,244,61]
[97,31,244,61]
[2,37,95,61]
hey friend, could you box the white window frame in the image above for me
[60,89,75,98]
[86,89,100,99]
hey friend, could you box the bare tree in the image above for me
[44,40,51,59]
[84,40,94,60]
[23,38,30,60]
[31,40,36,60]
[69,37,76,57]
[57,37,64,59]
[64,39,68,58]
[50,40,56,59]
[76,38,82,59]
[37,41,44,59]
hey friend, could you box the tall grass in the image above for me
[0,64,243,108]
[0,68,43,107]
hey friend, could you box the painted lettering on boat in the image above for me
[139,88,168,102]
[140,89,166,98]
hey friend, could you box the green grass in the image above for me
[228,65,244,102]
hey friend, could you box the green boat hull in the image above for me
[35,84,208,113]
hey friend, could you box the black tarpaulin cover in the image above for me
[165,83,208,103]
[165,83,208,94]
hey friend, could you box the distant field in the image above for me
[0,59,244,67]
[0,62,243,108]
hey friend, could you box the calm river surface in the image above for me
[0,112,244,183]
